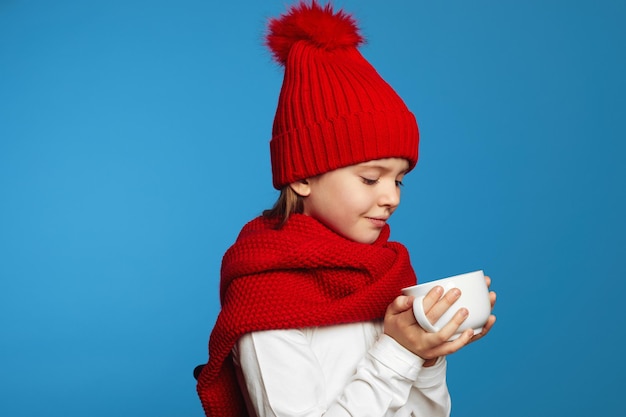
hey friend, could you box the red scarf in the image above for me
[196,214,417,416]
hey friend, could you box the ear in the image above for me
[289,179,311,197]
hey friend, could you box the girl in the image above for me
[196,2,496,416]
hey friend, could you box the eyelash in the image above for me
[360,177,404,187]
[361,177,379,185]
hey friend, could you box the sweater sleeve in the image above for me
[232,326,450,417]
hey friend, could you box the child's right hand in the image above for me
[383,286,475,362]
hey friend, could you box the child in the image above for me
[196,2,496,416]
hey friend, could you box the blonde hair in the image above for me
[263,186,304,228]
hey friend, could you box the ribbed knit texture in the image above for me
[267,1,419,189]
[196,214,417,416]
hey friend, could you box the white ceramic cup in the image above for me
[401,270,491,341]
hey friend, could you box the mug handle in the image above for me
[412,284,458,333]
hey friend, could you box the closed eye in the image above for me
[360,177,379,185]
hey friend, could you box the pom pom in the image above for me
[266,0,364,65]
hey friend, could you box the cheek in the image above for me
[340,189,371,212]
[313,191,356,226]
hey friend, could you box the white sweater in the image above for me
[232,320,451,417]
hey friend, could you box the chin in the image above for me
[352,233,381,245]
[331,224,380,244]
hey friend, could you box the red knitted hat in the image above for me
[267,1,419,189]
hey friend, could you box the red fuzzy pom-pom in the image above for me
[266,0,364,65]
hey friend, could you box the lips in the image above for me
[366,217,388,228]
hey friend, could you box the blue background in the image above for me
[1,0,624,416]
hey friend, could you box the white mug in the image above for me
[401,270,491,341]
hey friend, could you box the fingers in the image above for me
[433,306,469,342]
[384,295,419,332]
[386,295,414,316]
[419,324,475,359]
[386,279,497,361]
[421,286,443,312]
[482,314,496,335]
[424,286,462,326]
[409,307,472,358]
[468,314,496,344]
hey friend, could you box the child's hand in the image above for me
[384,280,495,362]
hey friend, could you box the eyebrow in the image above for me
[356,162,410,174]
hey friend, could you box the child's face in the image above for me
[294,158,409,244]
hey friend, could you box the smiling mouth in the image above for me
[366,217,388,227]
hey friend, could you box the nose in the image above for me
[378,180,401,208]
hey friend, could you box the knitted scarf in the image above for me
[196,214,417,417]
